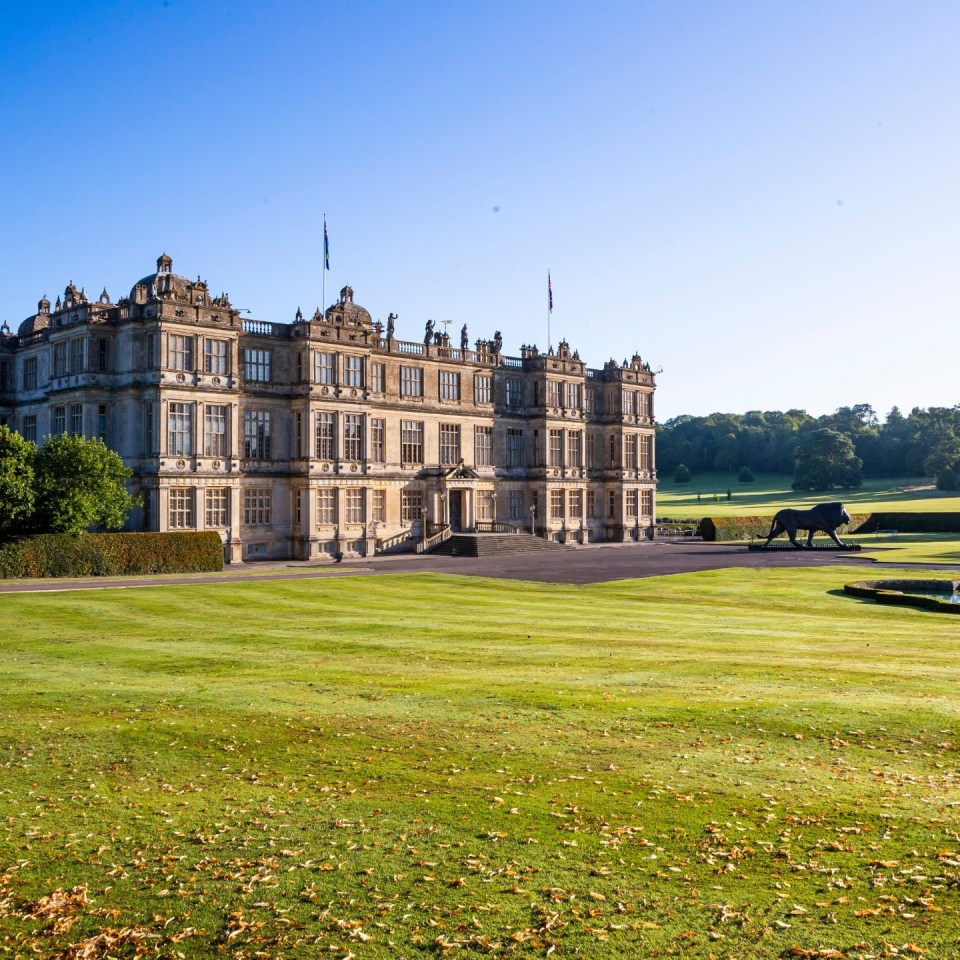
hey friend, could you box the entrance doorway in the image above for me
[449,491,463,532]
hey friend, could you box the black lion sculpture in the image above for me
[757,502,852,549]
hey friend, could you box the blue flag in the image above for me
[324,218,330,271]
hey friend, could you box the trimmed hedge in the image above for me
[699,513,871,542]
[853,512,960,534]
[0,532,224,579]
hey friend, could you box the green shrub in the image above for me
[0,532,224,579]
[937,468,958,492]
[674,463,691,484]
[737,466,754,483]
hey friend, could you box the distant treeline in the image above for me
[656,404,960,479]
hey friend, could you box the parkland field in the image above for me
[2,567,959,958]
[657,472,960,518]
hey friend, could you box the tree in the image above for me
[792,428,863,491]
[937,468,958,492]
[922,438,960,479]
[33,435,137,533]
[737,465,754,483]
[673,463,691,484]
[0,425,36,535]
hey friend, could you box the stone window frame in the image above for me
[344,354,363,388]
[401,420,424,465]
[314,351,336,385]
[475,425,493,466]
[243,488,272,526]
[70,337,85,376]
[476,490,494,521]
[52,342,68,378]
[506,428,524,468]
[23,356,37,391]
[315,411,336,460]
[439,370,461,401]
[205,488,229,528]
[400,366,424,398]
[370,417,385,463]
[474,374,492,404]
[370,362,385,394]
[401,488,424,522]
[345,488,364,524]
[243,409,271,461]
[204,338,229,375]
[168,402,193,456]
[169,334,194,372]
[244,348,271,383]
[168,488,195,529]
[439,423,461,466]
[316,488,337,525]
[548,429,563,468]
[204,404,229,457]
[342,413,364,461]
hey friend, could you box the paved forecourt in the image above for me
[0,540,914,593]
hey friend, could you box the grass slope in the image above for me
[856,534,960,565]
[658,471,960,517]
[1,570,959,958]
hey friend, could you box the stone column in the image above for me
[336,485,346,557]
[226,484,243,563]
[363,486,376,557]
[157,485,168,533]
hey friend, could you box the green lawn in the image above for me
[658,471,960,517]
[855,533,960,565]
[2,570,960,958]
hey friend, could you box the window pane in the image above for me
[243,410,271,460]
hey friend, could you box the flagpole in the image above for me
[322,213,327,322]
[547,269,552,352]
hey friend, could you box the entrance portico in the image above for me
[428,461,483,532]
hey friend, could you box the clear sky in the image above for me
[2,1,958,421]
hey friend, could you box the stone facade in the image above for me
[0,256,657,561]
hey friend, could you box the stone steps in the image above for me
[431,532,570,557]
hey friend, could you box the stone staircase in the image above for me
[430,532,570,557]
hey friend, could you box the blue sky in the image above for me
[2,1,958,420]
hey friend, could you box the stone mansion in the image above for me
[0,255,657,562]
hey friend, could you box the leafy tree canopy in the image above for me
[33,434,137,534]
[656,403,960,480]
[792,428,863,491]
[0,425,36,535]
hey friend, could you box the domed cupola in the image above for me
[17,295,53,337]
[322,284,373,329]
